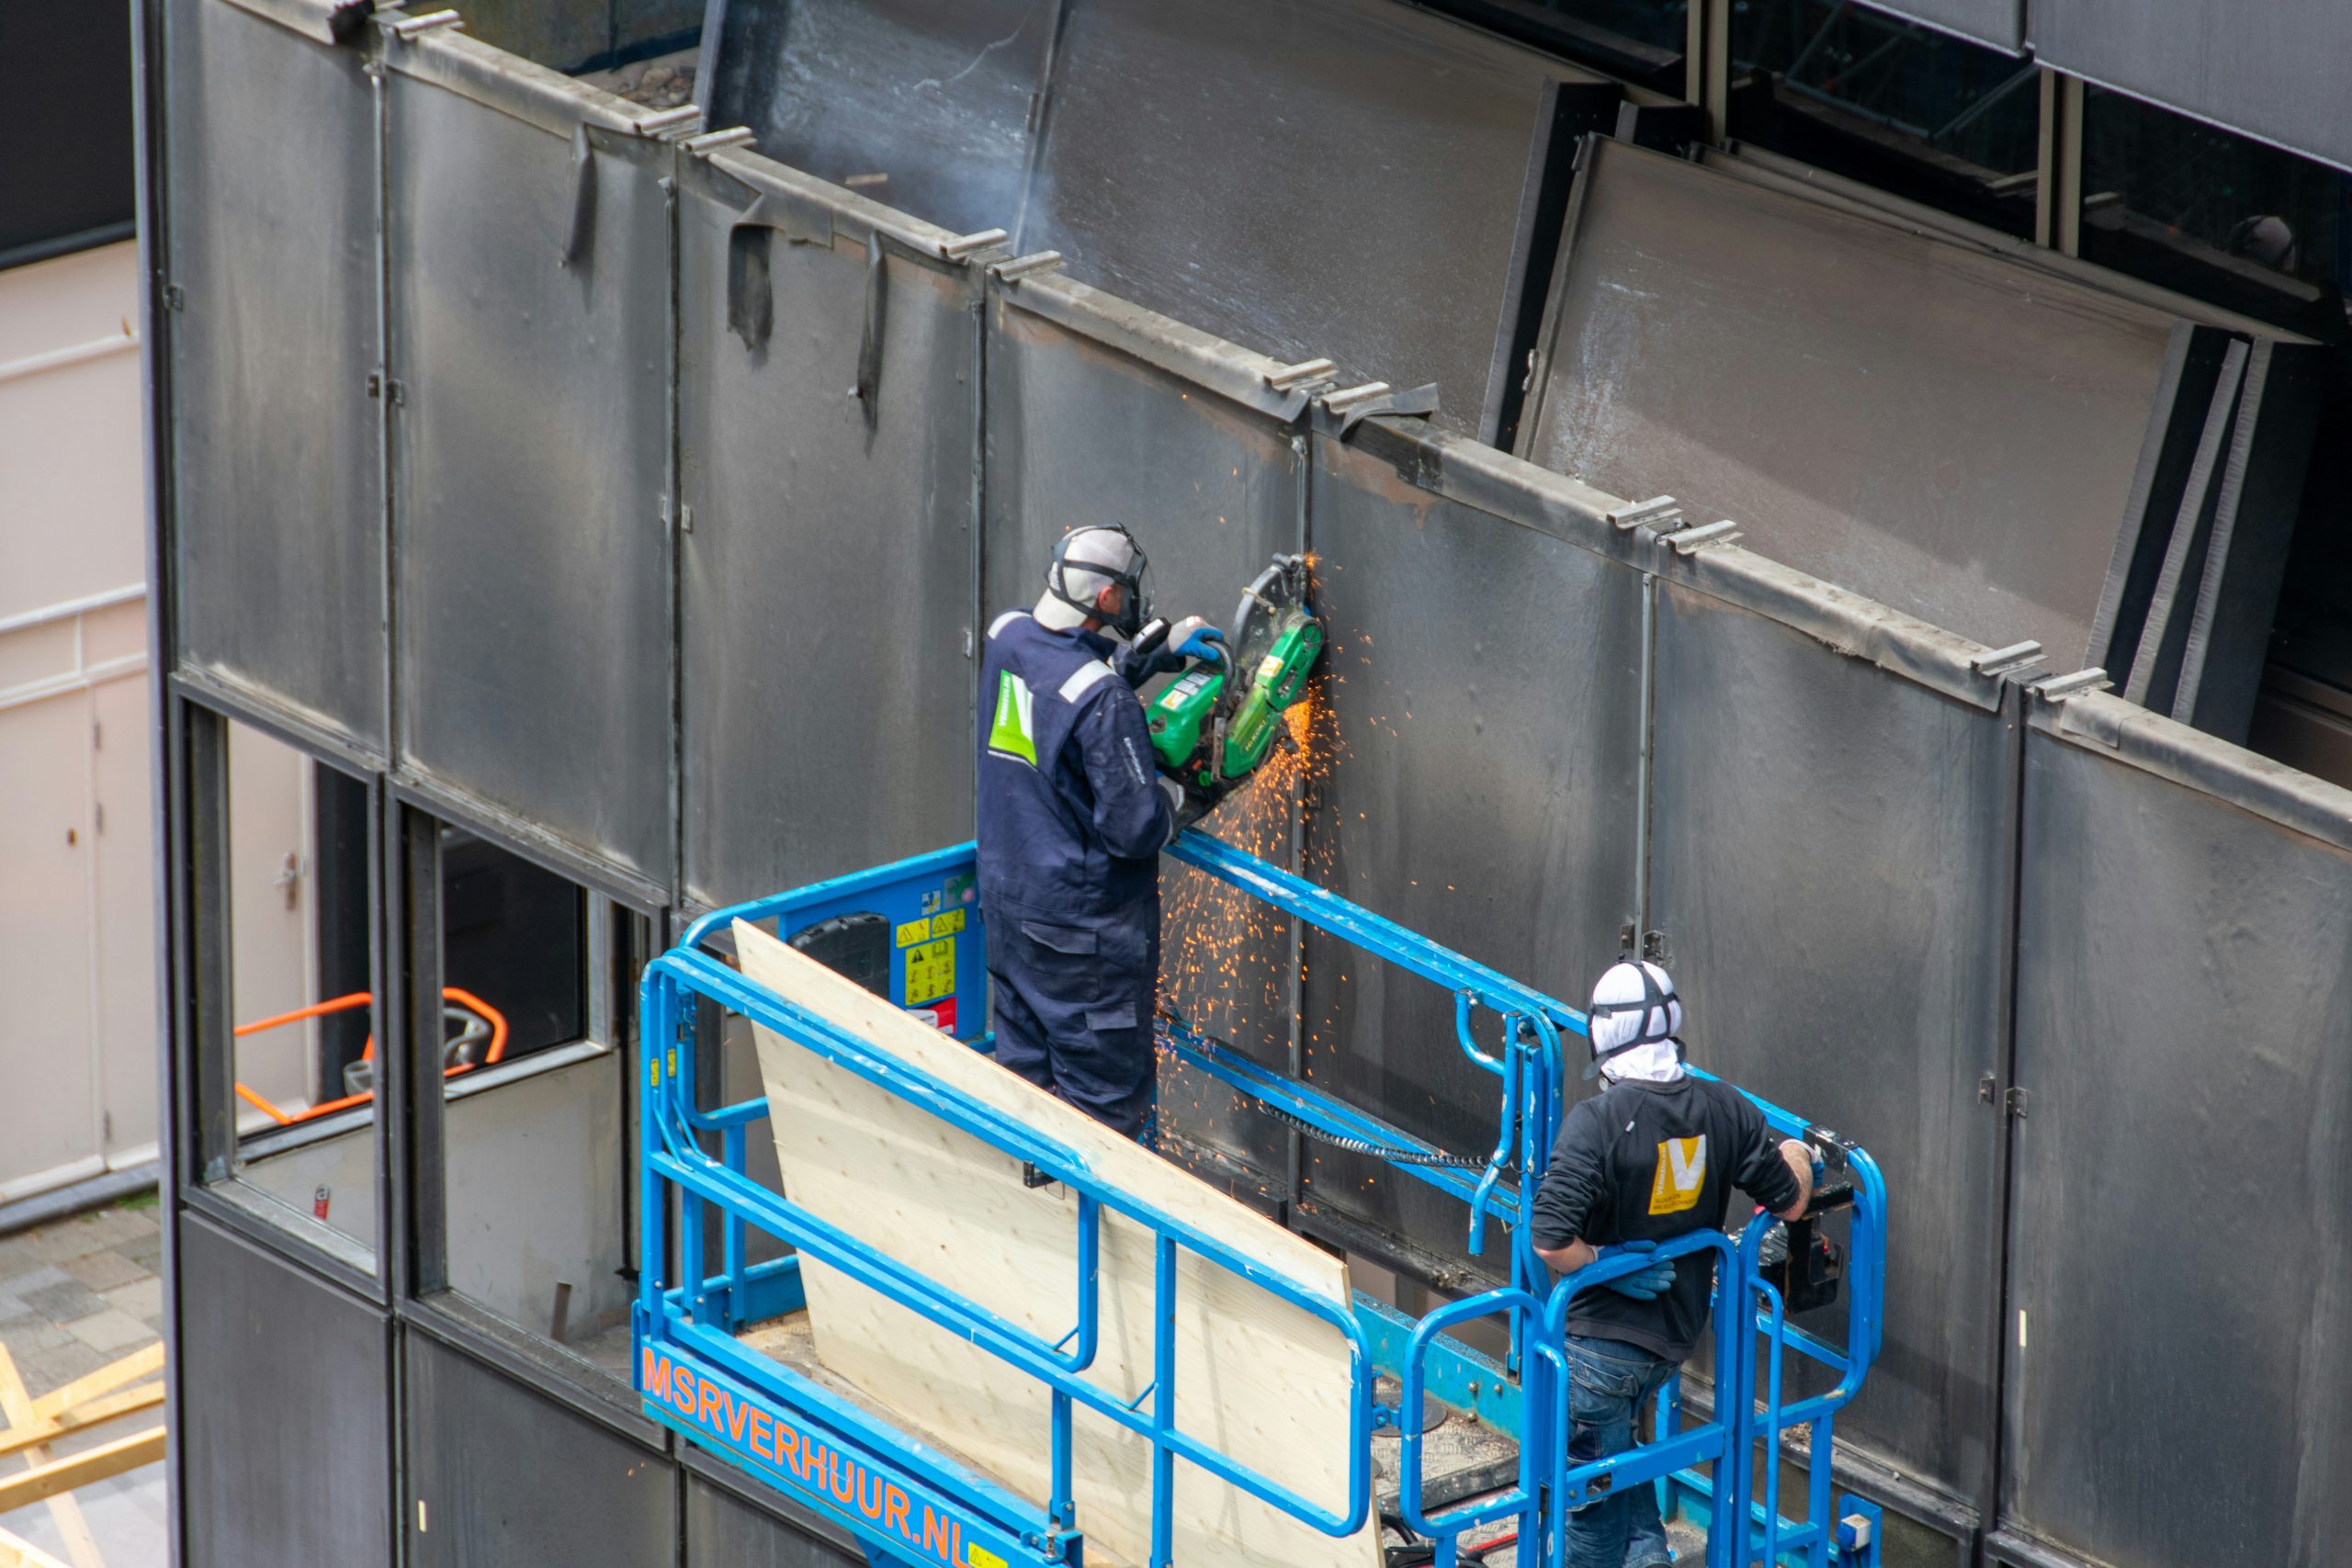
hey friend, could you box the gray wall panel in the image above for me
[1525,138,2180,668]
[1647,581,2009,1504]
[404,1330,675,1566]
[1022,0,1590,436]
[2007,725,2352,1568]
[1297,430,1642,1270]
[701,0,1057,240]
[2032,0,2352,176]
[180,1213,392,1568]
[679,167,978,908]
[1871,0,2022,51]
[388,75,673,887]
[982,297,1303,1182]
[685,1472,863,1568]
[164,0,386,750]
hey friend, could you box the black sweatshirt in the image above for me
[1529,1073,1800,1361]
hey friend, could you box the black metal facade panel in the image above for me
[2031,0,2352,176]
[1646,581,2009,1504]
[1868,0,2023,51]
[684,1471,864,1567]
[701,0,1058,239]
[404,1329,676,1565]
[1524,137,2181,669]
[678,174,979,908]
[2007,728,2352,1568]
[164,0,387,751]
[981,297,1304,1181]
[1296,433,1642,1273]
[1021,0,1587,437]
[387,81,674,887]
[178,1213,392,1568]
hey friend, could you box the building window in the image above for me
[1729,0,2041,237]
[407,810,645,1377]
[194,708,381,1271]
[2078,85,2351,335]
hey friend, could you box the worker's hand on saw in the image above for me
[1594,1241,1678,1302]
[1170,616,1226,664]
[1118,615,1224,686]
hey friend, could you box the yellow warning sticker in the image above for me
[933,907,966,936]
[896,917,932,948]
[967,1547,1007,1568]
[905,937,956,1006]
[1648,1135,1708,1215]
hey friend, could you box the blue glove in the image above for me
[1595,1241,1678,1302]
[1117,615,1224,686]
[1172,618,1227,665]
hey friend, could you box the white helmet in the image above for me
[1037,524,1151,638]
[1583,959,1683,1079]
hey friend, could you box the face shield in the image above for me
[1047,524,1152,639]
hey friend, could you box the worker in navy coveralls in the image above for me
[1530,961,1816,1568]
[975,525,1227,1138]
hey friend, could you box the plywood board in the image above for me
[736,919,1376,1568]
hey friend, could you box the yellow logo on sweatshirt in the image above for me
[1649,1135,1708,1215]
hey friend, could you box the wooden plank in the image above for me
[0,1524,80,1568]
[0,1348,107,1568]
[0,1429,165,1517]
[736,919,1376,1568]
[0,1387,166,1462]
[29,1346,164,1425]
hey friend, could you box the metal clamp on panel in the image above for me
[683,127,757,155]
[383,7,462,39]
[939,228,1012,263]
[1666,519,1742,555]
[2033,668,2111,701]
[628,105,706,141]
[1605,495,1681,532]
[990,251,1067,286]
[1970,640,2047,680]
[1264,357,1337,392]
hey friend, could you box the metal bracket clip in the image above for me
[1606,495,1681,532]
[1666,519,1742,555]
[940,229,1011,262]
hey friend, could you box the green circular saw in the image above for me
[1145,554,1324,793]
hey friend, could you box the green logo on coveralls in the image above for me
[989,671,1037,765]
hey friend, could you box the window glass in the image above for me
[429,824,637,1373]
[220,717,378,1263]
[1730,0,2041,236]
[2079,85,2352,333]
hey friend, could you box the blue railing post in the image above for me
[1149,1235,1178,1568]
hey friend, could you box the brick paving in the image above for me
[0,1197,167,1565]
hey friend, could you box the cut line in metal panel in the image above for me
[1521,136,2184,672]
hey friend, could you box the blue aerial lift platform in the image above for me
[634,832,1888,1568]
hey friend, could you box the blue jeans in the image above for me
[1564,1334,1677,1568]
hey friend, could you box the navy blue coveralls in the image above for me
[975,608,1176,1137]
